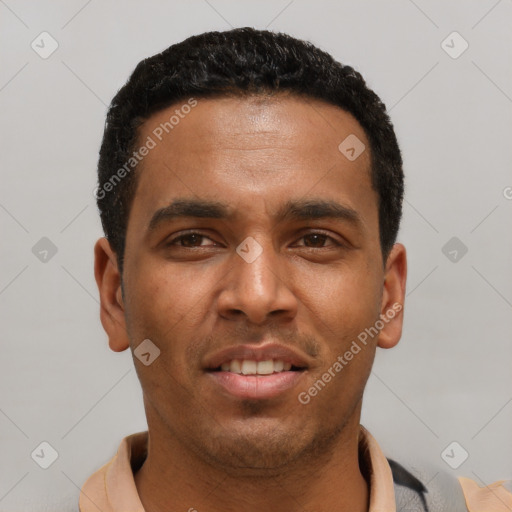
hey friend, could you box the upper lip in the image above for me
[204,343,311,370]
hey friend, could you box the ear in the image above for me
[94,237,130,352]
[377,243,407,349]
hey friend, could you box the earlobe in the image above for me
[94,237,130,352]
[377,243,407,350]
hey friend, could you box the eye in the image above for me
[164,230,345,250]
[166,231,218,248]
[294,232,342,249]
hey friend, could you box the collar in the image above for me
[79,425,396,512]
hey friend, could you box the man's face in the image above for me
[105,94,403,471]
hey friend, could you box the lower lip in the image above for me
[207,371,304,400]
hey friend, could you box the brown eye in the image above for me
[302,234,329,248]
[296,232,341,248]
[167,232,216,248]
[177,234,204,247]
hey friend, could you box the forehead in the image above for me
[129,94,377,232]
[139,94,370,164]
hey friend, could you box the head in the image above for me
[94,28,406,473]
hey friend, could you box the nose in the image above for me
[217,238,298,325]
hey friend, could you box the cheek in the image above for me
[126,256,209,331]
[295,260,381,332]
[123,255,224,385]
[122,264,208,402]
[293,261,382,398]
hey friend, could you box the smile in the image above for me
[204,343,310,400]
[216,359,297,375]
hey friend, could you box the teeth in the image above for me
[220,359,295,375]
[257,360,274,375]
[230,360,241,373]
[241,360,257,375]
[274,360,284,372]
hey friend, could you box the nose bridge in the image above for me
[237,235,279,295]
[219,234,296,323]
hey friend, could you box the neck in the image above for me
[134,412,369,512]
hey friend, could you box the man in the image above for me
[83,28,511,511]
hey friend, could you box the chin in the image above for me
[190,415,343,476]
[204,434,307,474]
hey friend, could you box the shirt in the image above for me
[79,426,512,512]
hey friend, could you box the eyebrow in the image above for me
[147,197,363,233]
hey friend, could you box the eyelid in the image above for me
[165,229,346,249]
[292,229,346,248]
[165,230,220,246]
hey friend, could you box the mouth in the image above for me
[211,359,305,375]
[204,345,309,400]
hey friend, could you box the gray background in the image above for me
[1,0,511,510]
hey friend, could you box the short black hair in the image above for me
[96,27,404,274]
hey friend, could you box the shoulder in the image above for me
[389,458,512,512]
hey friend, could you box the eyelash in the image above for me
[165,230,344,249]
